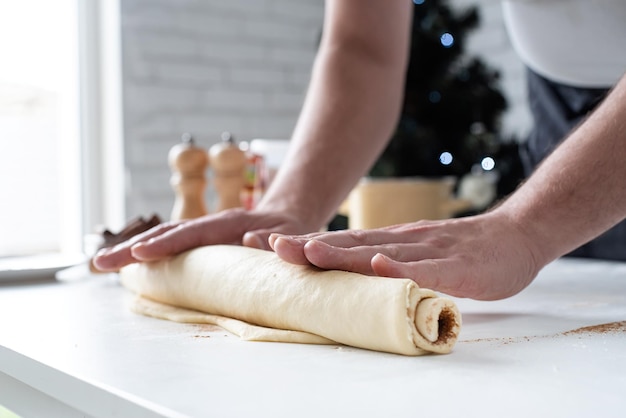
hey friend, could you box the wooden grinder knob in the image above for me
[169,133,209,221]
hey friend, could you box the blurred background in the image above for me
[0,0,531,260]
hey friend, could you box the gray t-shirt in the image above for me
[503,0,626,87]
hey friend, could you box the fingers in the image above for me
[92,222,181,271]
[92,248,131,272]
[372,254,521,301]
[267,230,331,264]
[246,218,322,252]
[268,222,475,297]
[270,223,434,254]
[244,228,299,251]
[372,255,478,298]
[298,226,420,248]
[303,240,377,274]
[272,213,540,301]
[94,210,247,270]
[93,209,311,271]
[129,212,247,261]
[242,231,267,249]
[372,254,445,290]
[271,235,312,265]
[268,226,419,266]
[268,231,326,250]
[272,234,444,276]
[129,224,203,261]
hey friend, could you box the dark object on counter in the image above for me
[89,214,162,272]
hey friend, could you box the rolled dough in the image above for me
[120,245,462,355]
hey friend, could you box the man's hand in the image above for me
[92,208,311,272]
[269,211,545,301]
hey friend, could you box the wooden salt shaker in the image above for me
[169,133,209,221]
[209,132,247,212]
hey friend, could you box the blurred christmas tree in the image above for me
[370,0,517,180]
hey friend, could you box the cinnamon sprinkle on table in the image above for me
[461,321,626,345]
[561,321,626,336]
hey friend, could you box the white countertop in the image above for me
[1,258,626,418]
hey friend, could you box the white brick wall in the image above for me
[120,0,531,220]
[121,0,324,218]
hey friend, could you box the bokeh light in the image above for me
[428,90,441,103]
[481,156,495,171]
[439,152,453,165]
[440,32,454,48]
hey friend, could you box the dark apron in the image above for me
[521,67,626,261]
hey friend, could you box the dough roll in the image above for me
[120,245,461,355]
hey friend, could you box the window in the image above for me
[0,1,82,256]
[0,1,125,261]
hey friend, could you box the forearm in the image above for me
[496,73,626,265]
[256,0,412,231]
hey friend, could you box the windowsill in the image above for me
[0,252,86,284]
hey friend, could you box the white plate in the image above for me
[0,252,86,283]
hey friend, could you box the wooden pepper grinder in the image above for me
[169,133,209,221]
[209,132,247,212]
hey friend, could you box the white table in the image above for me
[1,258,626,418]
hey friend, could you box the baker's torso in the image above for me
[502,0,626,87]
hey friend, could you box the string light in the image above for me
[481,157,496,171]
[439,152,453,165]
[440,32,454,48]
[429,90,441,103]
